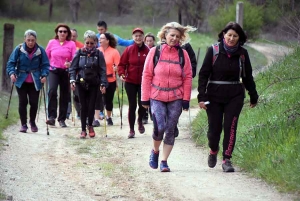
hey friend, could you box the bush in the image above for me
[209,0,263,39]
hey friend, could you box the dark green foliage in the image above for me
[209,0,263,39]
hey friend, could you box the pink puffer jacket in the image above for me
[141,44,192,103]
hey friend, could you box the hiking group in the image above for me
[6,20,258,172]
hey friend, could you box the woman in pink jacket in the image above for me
[141,22,195,172]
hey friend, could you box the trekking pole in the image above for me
[42,84,49,135]
[120,81,124,129]
[71,90,75,126]
[36,89,43,122]
[188,108,192,136]
[5,82,14,119]
[101,91,107,137]
[115,72,121,127]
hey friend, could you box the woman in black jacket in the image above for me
[69,30,108,139]
[197,22,258,172]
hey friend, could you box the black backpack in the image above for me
[153,44,185,76]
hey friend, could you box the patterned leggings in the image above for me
[151,99,182,145]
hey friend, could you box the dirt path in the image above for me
[0,43,297,201]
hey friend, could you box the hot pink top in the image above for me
[45,39,76,69]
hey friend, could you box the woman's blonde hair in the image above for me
[157,22,196,45]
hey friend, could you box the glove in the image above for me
[141,101,150,106]
[182,100,189,110]
[249,91,259,104]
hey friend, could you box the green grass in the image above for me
[192,46,300,194]
[0,91,19,140]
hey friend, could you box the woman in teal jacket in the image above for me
[6,29,50,133]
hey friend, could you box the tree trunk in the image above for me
[49,0,53,21]
[178,7,182,24]
[2,24,14,92]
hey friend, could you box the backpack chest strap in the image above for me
[151,83,181,91]
[158,60,182,65]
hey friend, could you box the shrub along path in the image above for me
[0,43,296,201]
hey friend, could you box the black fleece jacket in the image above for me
[197,41,258,104]
[69,49,108,87]
[182,43,197,78]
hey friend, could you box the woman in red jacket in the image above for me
[118,28,150,138]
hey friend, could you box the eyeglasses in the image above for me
[85,42,95,45]
[58,30,68,33]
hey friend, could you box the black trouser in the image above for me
[95,87,104,111]
[125,82,146,130]
[206,94,244,160]
[105,81,116,111]
[67,87,81,117]
[77,83,98,131]
[16,82,40,125]
[47,69,69,121]
[73,88,81,117]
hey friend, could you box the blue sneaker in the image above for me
[149,149,159,169]
[99,112,105,120]
[160,161,170,172]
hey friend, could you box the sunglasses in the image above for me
[58,30,68,33]
[85,42,95,45]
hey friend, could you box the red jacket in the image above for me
[118,43,149,84]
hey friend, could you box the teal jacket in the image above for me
[6,43,50,91]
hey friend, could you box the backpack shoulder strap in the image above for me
[239,50,246,78]
[177,46,185,69]
[212,42,220,65]
[153,45,161,68]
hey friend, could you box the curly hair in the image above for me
[54,23,71,41]
[157,22,196,46]
[103,32,117,48]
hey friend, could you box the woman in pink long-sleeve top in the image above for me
[45,23,76,127]
[141,22,195,172]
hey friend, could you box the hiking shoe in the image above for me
[174,126,179,137]
[138,121,145,134]
[208,151,218,168]
[46,118,55,126]
[222,159,235,172]
[30,122,38,132]
[99,111,105,120]
[59,121,67,127]
[92,120,100,127]
[128,130,135,138]
[19,124,28,133]
[149,149,159,169]
[88,126,95,138]
[106,117,113,126]
[80,131,87,139]
[160,161,170,172]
